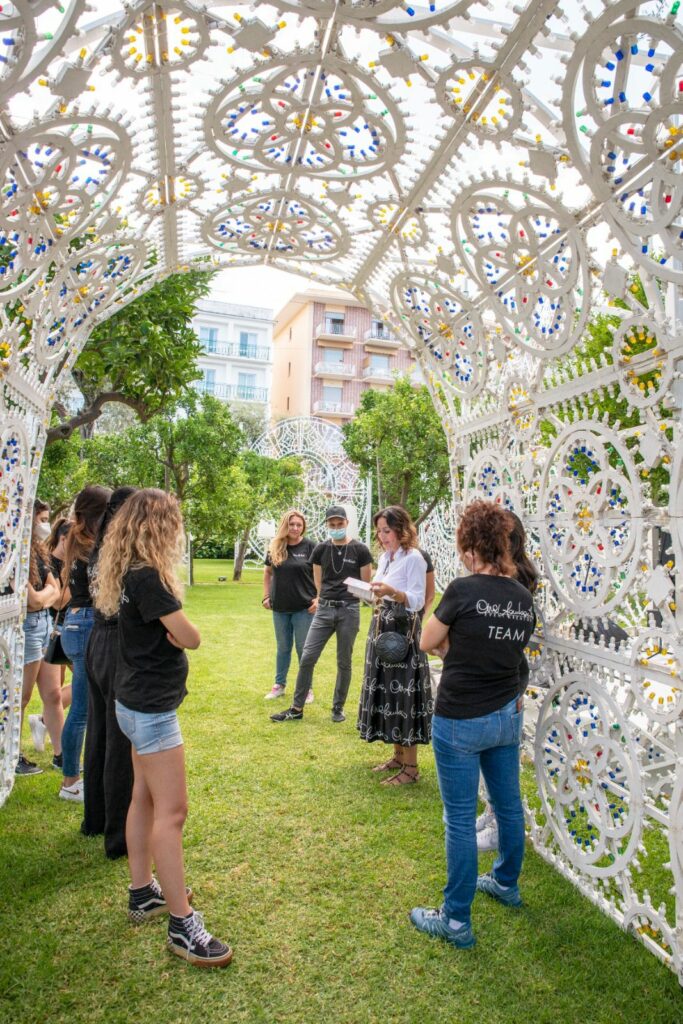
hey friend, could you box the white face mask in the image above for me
[35,521,51,542]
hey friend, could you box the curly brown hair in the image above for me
[456,500,515,577]
[373,505,418,550]
[94,488,185,617]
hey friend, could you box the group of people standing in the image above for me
[19,485,537,965]
[263,500,536,947]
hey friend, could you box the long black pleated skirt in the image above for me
[357,602,433,746]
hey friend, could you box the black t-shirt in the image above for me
[265,539,316,612]
[116,566,188,713]
[434,574,535,720]
[310,539,373,603]
[69,558,92,607]
[34,553,49,590]
[419,548,434,574]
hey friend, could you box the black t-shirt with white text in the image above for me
[310,539,373,603]
[434,574,535,719]
[265,539,316,612]
[116,566,188,713]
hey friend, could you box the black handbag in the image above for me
[44,608,70,666]
[374,606,417,668]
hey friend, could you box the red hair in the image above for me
[457,500,515,577]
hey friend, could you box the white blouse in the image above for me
[374,547,427,613]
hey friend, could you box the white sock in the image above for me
[448,918,465,930]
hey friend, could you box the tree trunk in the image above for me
[233,523,252,581]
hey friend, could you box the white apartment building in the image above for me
[193,298,274,410]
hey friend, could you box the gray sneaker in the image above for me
[476,872,522,907]
[409,907,476,948]
[331,705,346,723]
[15,754,43,776]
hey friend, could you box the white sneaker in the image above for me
[305,690,314,705]
[29,714,47,753]
[476,806,496,832]
[59,779,84,803]
[477,822,499,853]
[265,685,286,700]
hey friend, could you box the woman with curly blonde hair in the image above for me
[96,488,232,968]
[262,509,317,703]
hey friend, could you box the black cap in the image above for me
[325,504,348,521]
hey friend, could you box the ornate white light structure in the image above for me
[0,0,681,983]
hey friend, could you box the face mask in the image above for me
[35,521,51,542]
[328,527,347,541]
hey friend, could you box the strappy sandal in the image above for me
[372,757,403,773]
[381,765,419,786]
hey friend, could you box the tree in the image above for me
[342,377,451,526]
[47,269,214,443]
[231,452,304,580]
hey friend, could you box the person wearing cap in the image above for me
[270,506,373,724]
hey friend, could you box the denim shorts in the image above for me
[114,700,183,756]
[23,609,51,665]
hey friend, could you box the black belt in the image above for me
[319,598,356,608]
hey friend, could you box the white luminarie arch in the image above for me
[1,0,682,982]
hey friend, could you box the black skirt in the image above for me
[357,602,433,746]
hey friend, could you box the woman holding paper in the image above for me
[357,506,432,785]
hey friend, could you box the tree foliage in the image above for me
[47,270,214,443]
[230,452,304,580]
[341,377,451,526]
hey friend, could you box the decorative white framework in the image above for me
[0,0,682,984]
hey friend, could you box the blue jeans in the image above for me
[432,697,525,925]
[60,607,95,778]
[272,609,314,687]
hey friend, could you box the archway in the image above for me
[0,0,681,982]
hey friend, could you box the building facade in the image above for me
[270,288,420,423]
[192,298,274,411]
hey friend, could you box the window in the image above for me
[237,371,257,400]
[370,353,390,370]
[199,326,218,353]
[371,319,387,340]
[324,313,345,335]
[239,330,258,357]
[322,385,343,407]
[202,369,216,394]
[322,347,343,364]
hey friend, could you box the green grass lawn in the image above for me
[1,561,681,1024]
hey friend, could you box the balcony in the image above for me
[314,360,357,378]
[362,365,394,383]
[197,381,269,403]
[363,326,401,349]
[201,342,271,362]
[313,400,354,417]
[315,320,356,345]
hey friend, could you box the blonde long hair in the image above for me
[95,489,185,617]
[268,509,307,567]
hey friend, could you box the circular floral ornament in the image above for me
[630,632,683,725]
[110,0,209,77]
[369,201,426,245]
[0,420,28,588]
[0,115,131,297]
[535,671,642,877]
[622,902,681,978]
[205,52,404,180]
[463,447,520,511]
[435,59,523,141]
[28,239,148,366]
[274,0,471,31]
[390,272,486,397]
[202,190,349,263]
[561,2,683,285]
[504,376,538,441]
[452,181,591,359]
[538,421,642,616]
[0,0,85,104]
[612,314,677,410]
[139,173,203,215]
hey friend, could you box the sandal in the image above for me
[381,766,419,786]
[372,757,403,773]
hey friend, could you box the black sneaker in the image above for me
[51,753,63,770]
[331,705,346,723]
[270,706,303,722]
[167,910,233,968]
[128,877,193,923]
[15,754,43,776]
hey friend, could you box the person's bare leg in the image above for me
[36,661,64,755]
[372,744,404,772]
[20,662,40,738]
[60,668,72,709]
[126,749,155,889]
[133,745,191,917]
[382,744,419,785]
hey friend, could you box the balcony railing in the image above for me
[362,365,394,382]
[315,320,356,343]
[313,400,354,417]
[197,381,269,403]
[201,342,271,361]
[363,326,400,347]
[314,360,357,377]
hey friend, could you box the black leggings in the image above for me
[83,620,133,859]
